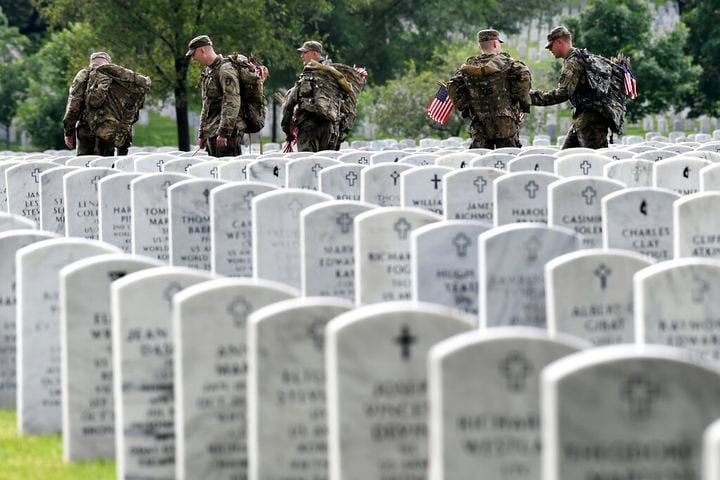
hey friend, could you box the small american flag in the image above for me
[427,84,454,125]
[621,65,638,100]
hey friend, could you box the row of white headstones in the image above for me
[1,141,720,479]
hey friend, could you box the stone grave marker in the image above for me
[168,178,225,270]
[217,159,252,181]
[0,230,57,408]
[399,153,439,166]
[354,207,441,305]
[434,152,481,169]
[674,192,720,258]
[0,159,23,211]
[88,157,118,168]
[411,220,491,315]
[111,267,213,480]
[635,258,720,360]
[361,163,413,207]
[548,177,625,248]
[131,172,190,262]
[247,157,288,187]
[542,345,720,480]
[112,155,136,172]
[0,212,35,231]
[247,297,352,480]
[369,150,410,164]
[546,249,653,345]
[286,157,341,190]
[653,157,711,195]
[428,328,586,480]
[632,149,677,162]
[554,153,611,177]
[494,171,560,225]
[134,153,179,173]
[64,167,117,239]
[318,163,364,201]
[210,182,277,277]
[60,254,162,461]
[39,166,79,234]
[174,278,297,480]
[300,201,376,300]
[253,189,331,289]
[471,153,514,170]
[602,187,680,260]
[604,159,654,187]
[187,160,223,180]
[98,173,142,253]
[443,167,503,222]
[162,157,205,174]
[479,224,580,328]
[704,419,720,480]
[5,161,55,224]
[17,238,120,434]
[507,153,556,173]
[326,302,473,480]
[400,166,452,215]
[66,155,103,167]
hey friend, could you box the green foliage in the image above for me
[0,410,114,479]
[15,23,97,150]
[0,9,30,147]
[683,0,720,116]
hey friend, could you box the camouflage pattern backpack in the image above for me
[451,53,530,123]
[85,64,151,147]
[225,53,267,134]
[572,49,628,134]
[296,61,356,123]
[331,63,366,140]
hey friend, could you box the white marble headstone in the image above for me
[5,161,55,224]
[361,163,413,207]
[443,167,503,222]
[494,171,560,225]
[98,173,142,253]
[64,167,118,239]
[39,166,79,234]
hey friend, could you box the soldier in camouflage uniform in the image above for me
[63,52,115,155]
[187,35,243,157]
[530,26,611,149]
[448,29,531,149]
[281,41,338,152]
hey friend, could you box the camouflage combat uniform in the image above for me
[281,55,339,153]
[63,68,121,156]
[199,54,243,157]
[448,53,531,149]
[531,47,611,149]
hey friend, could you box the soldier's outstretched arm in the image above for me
[216,64,242,143]
[530,59,580,106]
[280,85,298,138]
[510,61,532,112]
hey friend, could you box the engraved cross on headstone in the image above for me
[393,217,412,240]
[390,170,400,186]
[31,168,42,184]
[161,180,172,199]
[473,176,487,193]
[524,180,540,199]
[345,171,358,186]
[494,160,505,169]
[336,212,353,234]
[288,199,303,218]
[394,325,417,361]
[91,176,102,192]
[581,186,597,206]
[226,296,251,328]
[156,159,164,171]
[210,166,219,179]
[594,263,612,290]
[311,163,322,178]
[691,275,710,304]
[202,188,210,206]
[430,174,442,190]
[499,351,533,392]
[243,191,255,209]
[452,232,471,257]
[580,160,592,175]
[621,375,661,420]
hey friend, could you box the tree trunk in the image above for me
[174,57,190,151]
[5,124,9,150]
[271,95,277,143]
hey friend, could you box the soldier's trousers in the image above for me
[469,116,522,149]
[562,110,610,149]
[297,115,336,152]
[470,135,521,149]
[207,132,242,157]
[76,123,129,156]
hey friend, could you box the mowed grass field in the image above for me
[0,410,114,479]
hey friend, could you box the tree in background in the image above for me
[565,0,699,121]
[683,0,720,117]
[0,8,29,148]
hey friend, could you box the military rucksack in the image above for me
[573,49,628,134]
[331,63,366,139]
[225,53,267,134]
[85,64,151,148]
[296,61,359,124]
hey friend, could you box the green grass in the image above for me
[0,410,115,479]
[132,111,180,148]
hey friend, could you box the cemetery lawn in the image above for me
[133,111,179,147]
[0,410,114,479]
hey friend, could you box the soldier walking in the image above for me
[448,29,531,149]
[531,26,613,149]
[187,35,243,157]
[63,52,150,156]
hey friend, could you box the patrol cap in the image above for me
[545,26,572,49]
[185,35,213,57]
[89,51,111,64]
[297,41,323,53]
[477,29,504,43]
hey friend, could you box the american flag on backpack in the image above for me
[620,64,638,100]
[427,83,454,125]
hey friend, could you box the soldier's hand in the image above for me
[64,135,74,149]
[198,137,207,149]
[216,135,228,149]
